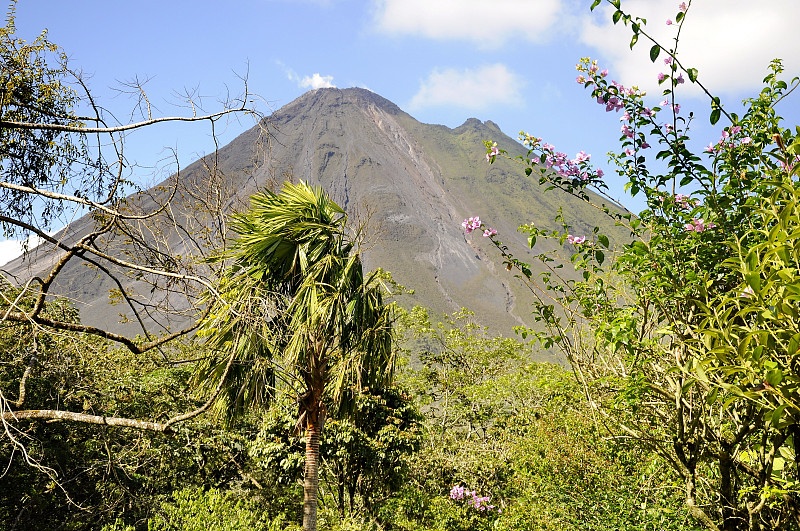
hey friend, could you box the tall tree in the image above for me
[195,181,395,531]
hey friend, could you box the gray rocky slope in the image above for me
[5,88,628,348]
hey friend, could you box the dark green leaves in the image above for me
[649,45,660,62]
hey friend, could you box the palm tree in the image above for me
[195,181,395,531]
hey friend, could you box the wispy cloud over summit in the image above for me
[409,64,524,111]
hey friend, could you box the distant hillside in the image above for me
[4,88,628,356]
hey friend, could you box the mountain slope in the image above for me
[4,88,628,350]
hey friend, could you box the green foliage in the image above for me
[0,2,93,236]
[146,487,289,531]
[249,386,423,522]
[195,181,396,422]
[386,310,696,531]
[476,4,800,530]
[0,282,261,529]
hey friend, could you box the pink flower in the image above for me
[684,218,716,233]
[658,72,666,82]
[576,75,586,84]
[674,194,693,208]
[664,57,673,65]
[673,104,681,114]
[485,145,500,162]
[600,69,608,77]
[625,148,634,157]
[621,124,634,138]
[595,168,604,178]
[567,234,586,244]
[676,73,685,84]
[679,2,688,12]
[640,141,651,149]
[666,18,673,25]
[742,137,753,144]
[462,216,482,234]
[621,111,632,122]
[483,228,497,237]
[730,125,742,135]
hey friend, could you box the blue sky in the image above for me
[3,0,800,262]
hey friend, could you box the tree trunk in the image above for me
[303,409,321,531]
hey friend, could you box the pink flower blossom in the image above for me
[625,148,634,157]
[574,151,591,163]
[742,137,753,144]
[567,235,586,244]
[462,216,482,234]
[674,194,693,209]
[485,145,500,162]
[658,72,666,82]
[621,124,634,138]
[664,57,673,65]
[684,218,716,233]
[676,73,685,84]
[576,75,586,84]
[595,168,604,178]
[621,111,632,122]
[673,104,681,114]
[666,18,673,25]
[483,228,497,237]
[679,2,688,12]
[640,141,651,149]
[600,69,608,77]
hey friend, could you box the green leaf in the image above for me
[612,10,622,24]
[598,234,609,248]
[590,0,602,10]
[710,109,721,125]
[676,12,684,23]
[766,368,783,387]
[687,68,698,83]
[649,44,660,62]
[528,235,537,249]
[629,33,639,49]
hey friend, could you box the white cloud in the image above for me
[280,63,337,90]
[299,73,337,89]
[373,0,565,48]
[0,233,49,266]
[409,64,524,111]
[579,1,800,97]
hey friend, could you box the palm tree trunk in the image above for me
[303,409,321,531]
